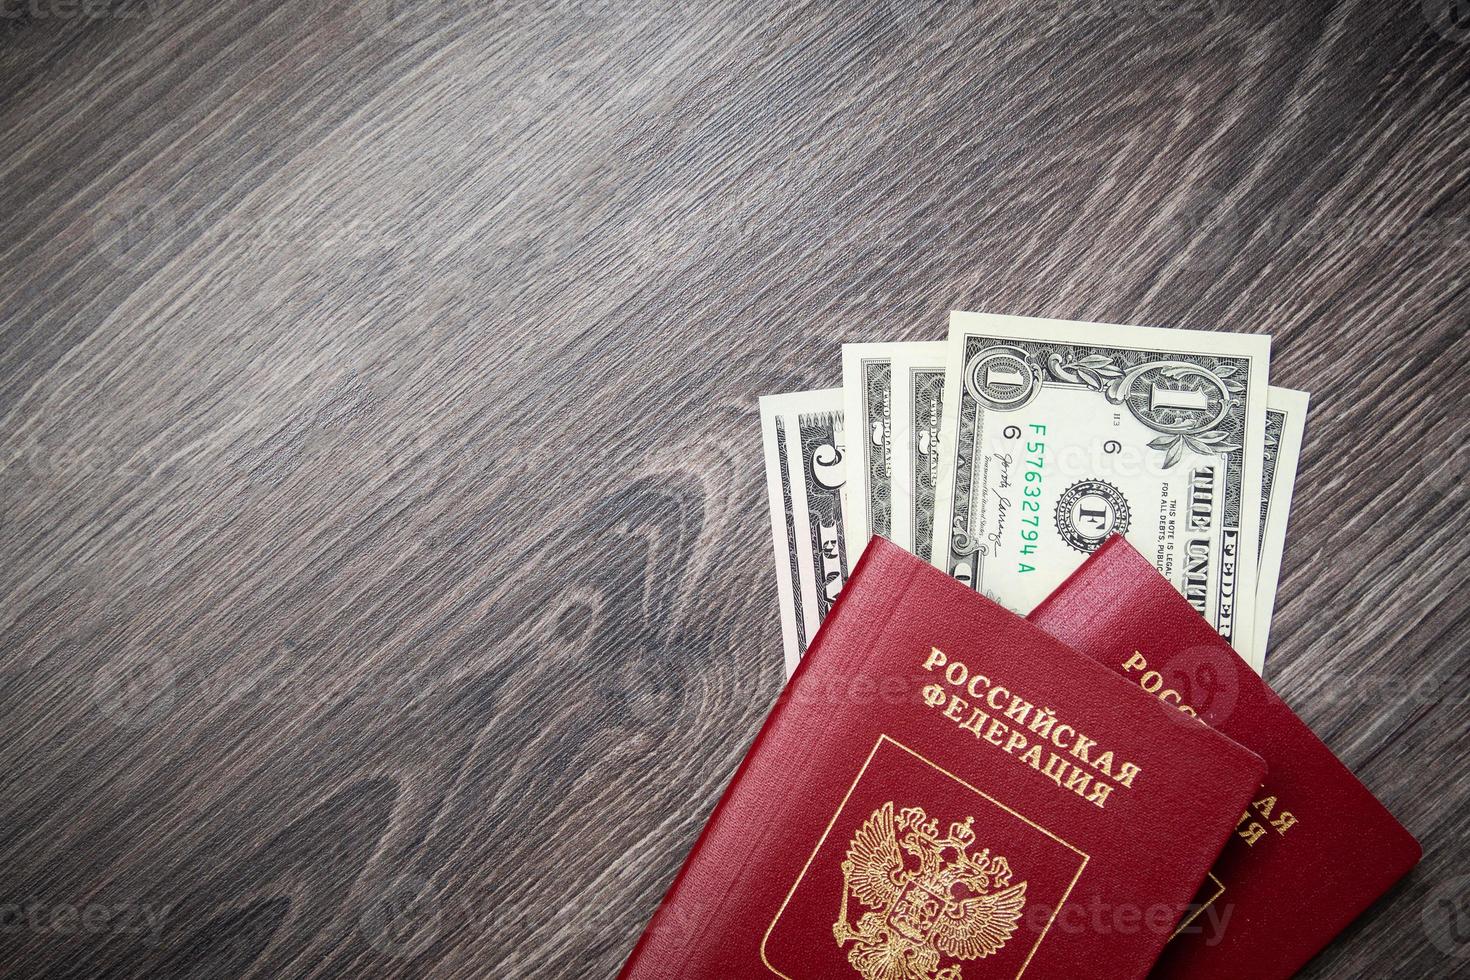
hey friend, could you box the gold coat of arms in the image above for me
[834,802,1028,980]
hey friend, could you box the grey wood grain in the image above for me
[0,1,1466,977]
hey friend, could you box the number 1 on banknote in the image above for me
[930,312,1271,661]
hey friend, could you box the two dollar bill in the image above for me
[760,312,1309,677]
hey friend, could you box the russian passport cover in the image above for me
[620,538,1266,980]
[1028,535,1421,979]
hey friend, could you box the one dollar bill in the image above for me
[1252,386,1310,672]
[842,342,950,560]
[888,342,947,560]
[841,344,895,561]
[759,389,850,675]
[931,311,1271,661]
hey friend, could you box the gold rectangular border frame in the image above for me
[760,734,1090,980]
[1170,872,1226,939]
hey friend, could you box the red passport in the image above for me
[620,538,1266,980]
[1028,535,1422,979]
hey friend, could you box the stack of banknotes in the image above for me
[760,312,1309,678]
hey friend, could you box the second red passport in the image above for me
[1028,535,1422,979]
[620,539,1266,980]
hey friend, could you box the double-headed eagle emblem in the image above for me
[834,802,1028,980]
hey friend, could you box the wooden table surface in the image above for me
[2,1,1467,977]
